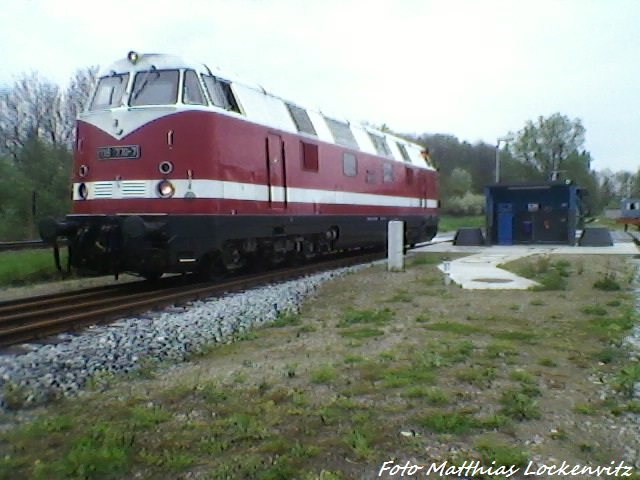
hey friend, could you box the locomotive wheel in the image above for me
[141,271,163,281]
[196,252,227,281]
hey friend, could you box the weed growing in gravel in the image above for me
[339,327,385,339]
[425,321,484,335]
[474,434,529,468]
[593,271,622,291]
[484,340,519,358]
[385,288,412,303]
[402,386,450,405]
[613,363,640,397]
[538,357,557,367]
[271,311,302,327]
[581,304,608,316]
[418,410,478,434]
[455,366,497,387]
[572,402,598,415]
[310,364,338,384]
[499,386,541,420]
[337,307,393,327]
[129,404,172,428]
[509,369,537,384]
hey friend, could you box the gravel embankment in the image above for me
[0,266,366,409]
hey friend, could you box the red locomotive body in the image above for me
[40,52,438,278]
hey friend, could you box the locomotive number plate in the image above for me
[97,145,140,160]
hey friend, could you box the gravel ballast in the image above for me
[0,267,365,409]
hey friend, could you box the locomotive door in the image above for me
[419,174,428,208]
[266,133,286,209]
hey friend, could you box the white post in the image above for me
[388,221,404,271]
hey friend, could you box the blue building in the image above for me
[484,181,584,245]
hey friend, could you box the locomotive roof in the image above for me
[97,52,434,170]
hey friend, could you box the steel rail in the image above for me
[0,252,384,347]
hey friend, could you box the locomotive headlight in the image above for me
[127,51,140,64]
[156,179,175,198]
[78,183,88,200]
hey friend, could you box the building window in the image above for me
[287,104,317,136]
[368,132,392,157]
[201,75,240,112]
[301,142,319,171]
[343,152,357,176]
[383,163,394,183]
[396,142,411,163]
[182,70,206,105]
[326,118,359,149]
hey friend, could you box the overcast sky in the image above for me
[2,0,639,172]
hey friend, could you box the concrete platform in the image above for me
[410,231,638,290]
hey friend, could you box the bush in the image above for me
[442,192,485,216]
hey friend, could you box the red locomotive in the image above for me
[40,51,438,279]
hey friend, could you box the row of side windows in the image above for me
[194,73,416,164]
[285,102,415,164]
[301,142,415,184]
[343,153,394,182]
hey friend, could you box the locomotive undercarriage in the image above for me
[39,214,437,280]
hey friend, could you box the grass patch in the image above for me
[339,327,385,339]
[455,366,497,387]
[310,365,338,384]
[271,311,302,327]
[382,365,436,388]
[499,386,541,420]
[402,386,450,405]
[593,272,622,291]
[337,308,393,327]
[474,435,529,468]
[0,248,67,286]
[424,322,484,335]
[418,410,477,434]
[439,215,484,232]
[581,304,608,316]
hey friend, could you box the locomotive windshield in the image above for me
[130,69,179,106]
[89,73,129,110]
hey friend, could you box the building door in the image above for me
[266,134,286,208]
[497,203,513,245]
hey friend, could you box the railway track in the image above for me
[0,240,49,252]
[0,251,384,347]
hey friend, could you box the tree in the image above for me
[510,113,586,179]
[61,66,99,145]
[444,168,472,197]
[0,66,97,158]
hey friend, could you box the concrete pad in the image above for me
[410,232,638,290]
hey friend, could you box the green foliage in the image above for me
[438,215,484,232]
[309,365,338,384]
[271,311,302,327]
[499,387,541,420]
[593,272,622,291]
[337,308,393,327]
[474,436,529,468]
[511,113,586,178]
[442,192,485,216]
[418,410,477,434]
[613,363,640,397]
[0,139,72,241]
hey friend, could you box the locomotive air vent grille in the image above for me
[121,181,148,197]
[93,181,114,198]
